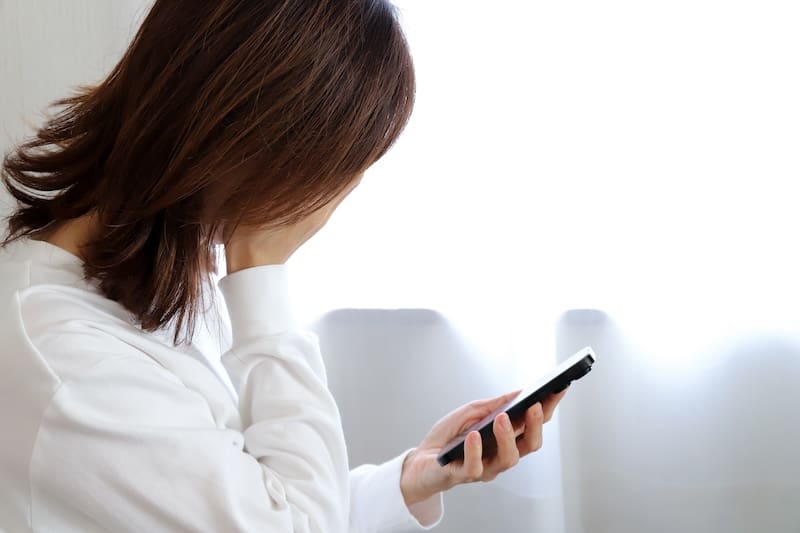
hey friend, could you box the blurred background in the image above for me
[2,1,799,531]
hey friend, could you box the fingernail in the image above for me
[499,414,512,430]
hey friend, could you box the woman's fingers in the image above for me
[442,391,567,488]
[459,431,484,482]
[541,389,568,422]
[517,403,545,456]
[468,390,520,416]
[481,413,520,481]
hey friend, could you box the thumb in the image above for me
[455,389,521,425]
[476,389,522,411]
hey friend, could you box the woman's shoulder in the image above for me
[1,237,135,324]
[17,285,155,382]
[0,239,157,385]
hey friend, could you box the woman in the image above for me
[0,1,565,531]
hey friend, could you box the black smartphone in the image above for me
[436,346,596,466]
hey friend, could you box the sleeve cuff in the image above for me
[351,449,444,532]
[217,265,296,345]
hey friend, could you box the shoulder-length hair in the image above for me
[2,0,415,343]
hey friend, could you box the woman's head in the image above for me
[2,0,415,341]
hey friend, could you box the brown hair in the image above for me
[2,0,415,343]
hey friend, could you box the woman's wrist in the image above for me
[400,449,424,505]
[400,449,443,506]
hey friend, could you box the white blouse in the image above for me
[0,238,443,532]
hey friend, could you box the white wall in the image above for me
[0,0,150,215]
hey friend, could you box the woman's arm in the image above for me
[25,268,349,532]
[348,454,443,533]
[219,264,351,530]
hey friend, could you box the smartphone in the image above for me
[436,346,596,466]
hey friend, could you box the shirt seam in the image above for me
[11,255,226,527]
[14,282,61,529]
[14,282,196,528]
[28,353,172,529]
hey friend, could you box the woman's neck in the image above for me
[39,214,99,260]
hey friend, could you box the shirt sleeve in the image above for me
[28,265,350,532]
[349,450,444,533]
[223,266,445,533]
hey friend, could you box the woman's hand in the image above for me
[400,389,568,506]
[224,176,361,273]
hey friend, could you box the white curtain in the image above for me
[292,0,800,352]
